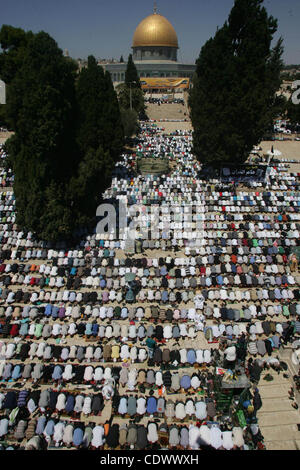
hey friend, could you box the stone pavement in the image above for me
[146,102,189,122]
[257,348,300,450]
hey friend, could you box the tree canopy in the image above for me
[125,54,141,89]
[70,55,124,226]
[1,28,124,242]
[189,0,284,166]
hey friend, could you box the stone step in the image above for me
[258,384,291,398]
[260,423,299,441]
[256,397,296,412]
[264,440,299,451]
[259,375,291,386]
[257,409,300,427]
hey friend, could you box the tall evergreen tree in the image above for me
[0,25,35,130]
[3,31,79,241]
[69,55,124,226]
[189,0,283,166]
[1,31,125,242]
[0,25,34,84]
[125,54,141,88]
[75,56,123,164]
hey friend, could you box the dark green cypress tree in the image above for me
[0,25,34,84]
[76,56,123,161]
[2,33,124,242]
[100,70,124,163]
[4,30,78,241]
[189,0,283,166]
[125,54,141,88]
[0,25,34,130]
[69,55,124,227]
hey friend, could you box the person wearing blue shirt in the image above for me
[146,396,157,415]
[85,323,93,336]
[92,323,99,336]
[161,290,168,303]
[45,304,52,317]
[73,426,84,448]
[51,306,59,319]
[65,395,75,414]
[44,419,55,439]
[187,350,196,365]
[52,365,63,381]
[180,375,191,390]
[11,365,21,381]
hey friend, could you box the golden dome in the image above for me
[133,13,178,48]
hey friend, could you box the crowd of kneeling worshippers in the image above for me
[0,128,299,451]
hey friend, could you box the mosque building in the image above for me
[104,4,196,92]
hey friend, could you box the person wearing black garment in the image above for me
[154,325,163,341]
[220,304,227,321]
[42,365,54,383]
[77,323,85,336]
[91,394,104,415]
[19,342,30,361]
[248,358,263,383]
[2,390,17,410]
[15,289,23,302]
[106,424,119,449]
[153,346,162,365]
[52,345,61,361]
[236,334,247,363]
[136,425,148,450]
[71,365,84,383]
[66,277,73,289]
[282,322,295,345]
[162,370,171,389]
[49,390,59,411]
[264,338,273,356]
[252,388,263,418]
[170,349,180,364]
